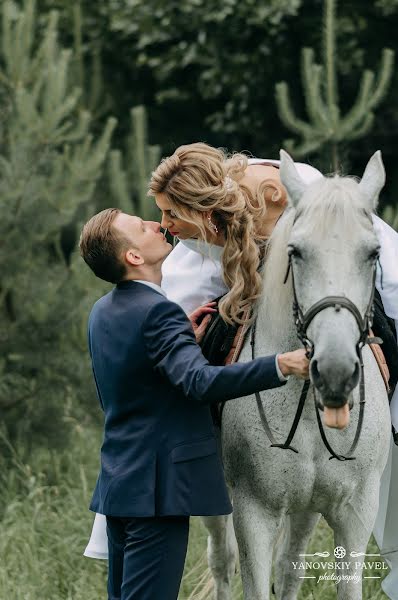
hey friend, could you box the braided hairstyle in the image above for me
[148,142,280,324]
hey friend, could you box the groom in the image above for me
[79,208,309,600]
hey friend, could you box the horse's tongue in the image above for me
[323,404,350,430]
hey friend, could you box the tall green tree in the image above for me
[9,1,398,208]
[275,0,394,171]
[108,105,161,219]
[0,0,115,448]
[30,2,398,175]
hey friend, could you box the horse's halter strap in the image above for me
[284,251,378,355]
[253,245,379,462]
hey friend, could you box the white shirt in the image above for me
[134,279,167,297]
[162,239,228,314]
[373,215,398,321]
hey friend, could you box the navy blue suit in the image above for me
[88,280,285,599]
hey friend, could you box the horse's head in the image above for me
[279,150,385,428]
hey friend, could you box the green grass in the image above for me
[0,425,390,599]
[180,518,390,600]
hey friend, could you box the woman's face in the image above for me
[155,193,202,240]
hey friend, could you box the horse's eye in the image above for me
[368,247,380,261]
[288,246,303,259]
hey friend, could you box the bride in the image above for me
[85,142,398,599]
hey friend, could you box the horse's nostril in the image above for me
[311,355,361,401]
[348,360,361,390]
[310,359,321,387]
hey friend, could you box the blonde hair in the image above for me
[149,142,281,324]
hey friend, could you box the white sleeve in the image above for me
[275,354,289,382]
[372,214,398,320]
[161,242,228,315]
[372,215,398,430]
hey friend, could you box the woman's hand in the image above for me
[188,302,217,343]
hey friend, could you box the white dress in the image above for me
[84,159,398,599]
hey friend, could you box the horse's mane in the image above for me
[293,175,371,238]
[259,175,373,343]
[258,210,294,343]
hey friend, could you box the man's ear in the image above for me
[125,248,144,267]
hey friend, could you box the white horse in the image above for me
[205,151,391,600]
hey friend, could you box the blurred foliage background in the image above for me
[2,0,397,447]
[0,0,397,597]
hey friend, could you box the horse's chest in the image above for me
[221,394,365,514]
[222,402,316,510]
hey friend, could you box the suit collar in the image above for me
[116,280,166,297]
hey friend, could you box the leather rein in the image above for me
[252,251,379,461]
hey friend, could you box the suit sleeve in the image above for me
[143,299,285,405]
[88,313,105,412]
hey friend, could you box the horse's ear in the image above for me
[279,150,306,207]
[358,151,385,210]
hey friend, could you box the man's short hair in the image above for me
[79,208,129,283]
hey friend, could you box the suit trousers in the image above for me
[106,515,190,600]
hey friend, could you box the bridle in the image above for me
[253,245,380,461]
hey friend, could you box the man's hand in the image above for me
[188,302,217,343]
[277,349,309,380]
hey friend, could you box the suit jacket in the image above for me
[88,280,285,517]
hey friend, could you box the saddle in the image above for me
[200,290,398,426]
[200,300,250,367]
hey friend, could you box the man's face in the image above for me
[113,213,172,267]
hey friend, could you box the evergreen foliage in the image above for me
[275,0,394,170]
[108,105,161,220]
[382,204,398,231]
[71,2,106,118]
[1,0,397,456]
[376,0,398,15]
[0,0,115,448]
[30,2,398,208]
[54,5,162,218]
[88,0,304,151]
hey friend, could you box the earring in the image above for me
[208,215,218,234]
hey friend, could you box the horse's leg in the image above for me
[233,490,280,600]
[273,512,321,600]
[202,514,238,600]
[326,494,378,600]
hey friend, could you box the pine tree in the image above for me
[381,204,398,231]
[68,5,161,219]
[0,0,116,448]
[108,105,161,220]
[275,0,394,171]
[70,2,110,118]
